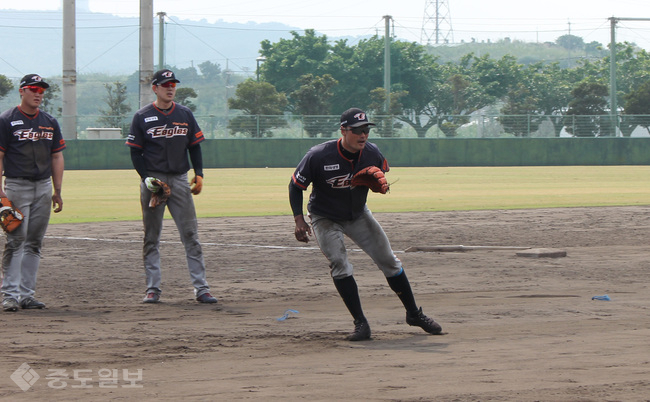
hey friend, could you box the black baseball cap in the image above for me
[151,69,180,85]
[340,107,376,128]
[20,74,49,89]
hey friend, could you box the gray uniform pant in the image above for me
[1,178,52,301]
[311,207,403,280]
[140,172,210,297]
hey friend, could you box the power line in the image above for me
[78,28,139,73]
[164,15,247,72]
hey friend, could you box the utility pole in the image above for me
[62,0,77,139]
[609,17,617,127]
[421,0,454,45]
[567,20,572,67]
[157,12,166,71]
[384,15,392,114]
[139,0,154,108]
[608,17,650,134]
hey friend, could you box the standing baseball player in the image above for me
[126,69,217,304]
[0,74,65,312]
[289,107,443,341]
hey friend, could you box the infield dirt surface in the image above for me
[1,206,649,401]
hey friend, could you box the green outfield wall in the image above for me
[63,137,650,170]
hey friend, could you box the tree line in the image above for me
[2,31,649,138]
[232,30,650,138]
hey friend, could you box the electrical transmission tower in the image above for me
[421,0,454,45]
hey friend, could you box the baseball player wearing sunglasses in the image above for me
[289,107,443,341]
[0,74,66,312]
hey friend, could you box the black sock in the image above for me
[333,275,366,322]
[386,270,419,315]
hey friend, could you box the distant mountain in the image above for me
[0,9,329,80]
[2,8,608,86]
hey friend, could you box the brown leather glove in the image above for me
[351,166,389,194]
[0,197,24,233]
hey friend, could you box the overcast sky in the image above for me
[1,0,649,48]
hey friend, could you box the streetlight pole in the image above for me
[256,56,266,81]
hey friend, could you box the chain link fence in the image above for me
[72,114,650,139]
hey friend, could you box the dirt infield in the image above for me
[1,206,650,401]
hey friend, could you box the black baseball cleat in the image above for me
[196,293,218,304]
[20,297,46,309]
[347,318,371,341]
[406,307,442,335]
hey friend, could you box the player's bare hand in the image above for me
[294,215,312,243]
[190,175,203,195]
[52,194,63,213]
[295,225,312,242]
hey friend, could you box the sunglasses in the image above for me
[23,85,46,94]
[159,82,176,88]
[347,126,371,135]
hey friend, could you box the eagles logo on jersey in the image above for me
[13,128,54,141]
[147,125,189,138]
[326,174,352,189]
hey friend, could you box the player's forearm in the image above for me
[51,152,64,195]
[288,181,304,216]
[188,144,204,177]
[129,147,148,179]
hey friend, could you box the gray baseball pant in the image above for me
[310,207,403,280]
[140,172,210,297]
[1,178,52,301]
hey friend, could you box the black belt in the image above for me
[6,177,45,182]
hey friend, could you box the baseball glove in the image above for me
[351,166,389,194]
[145,178,171,208]
[0,197,24,233]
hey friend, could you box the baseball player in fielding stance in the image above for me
[126,69,217,304]
[289,107,442,341]
[0,74,65,312]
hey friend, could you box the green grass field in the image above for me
[51,166,650,224]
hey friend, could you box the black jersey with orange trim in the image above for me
[291,138,389,221]
[0,106,66,180]
[126,102,204,174]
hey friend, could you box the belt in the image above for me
[6,176,46,182]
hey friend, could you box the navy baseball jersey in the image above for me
[0,106,66,179]
[292,138,389,221]
[126,102,204,174]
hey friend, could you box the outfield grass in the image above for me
[51,166,650,224]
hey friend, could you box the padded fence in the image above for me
[64,137,650,170]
